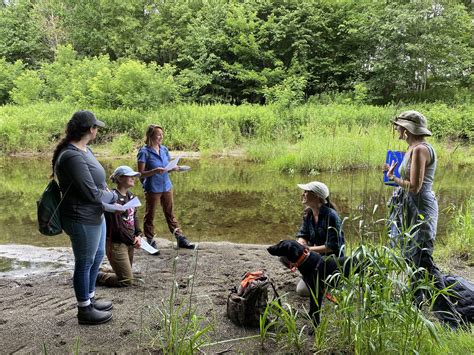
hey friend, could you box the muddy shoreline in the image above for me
[0,240,472,353]
[0,239,298,353]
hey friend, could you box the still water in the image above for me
[0,156,471,248]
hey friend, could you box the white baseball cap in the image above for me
[111,166,141,179]
[297,181,330,202]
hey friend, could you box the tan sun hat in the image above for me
[392,110,432,136]
[297,181,329,203]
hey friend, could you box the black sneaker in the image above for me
[77,305,112,325]
[176,235,195,249]
[146,238,160,255]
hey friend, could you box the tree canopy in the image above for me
[0,0,472,105]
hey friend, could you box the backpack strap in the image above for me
[268,278,282,307]
[53,149,69,177]
[50,149,72,222]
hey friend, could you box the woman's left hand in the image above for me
[296,237,308,246]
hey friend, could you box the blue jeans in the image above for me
[63,217,106,303]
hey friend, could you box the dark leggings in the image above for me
[409,240,461,328]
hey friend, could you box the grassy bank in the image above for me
[0,102,472,171]
[435,197,474,264]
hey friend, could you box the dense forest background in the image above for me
[1,0,473,109]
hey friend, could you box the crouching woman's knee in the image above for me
[296,279,310,297]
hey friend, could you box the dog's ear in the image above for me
[286,240,306,263]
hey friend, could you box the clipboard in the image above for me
[384,150,405,186]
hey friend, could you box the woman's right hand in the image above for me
[153,167,166,175]
[133,236,142,249]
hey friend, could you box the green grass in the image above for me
[139,247,213,354]
[260,244,474,354]
[1,102,472,174]
[435,197,474,263]
[245,127,473,173]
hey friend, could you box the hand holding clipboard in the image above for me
[384,150,404,186]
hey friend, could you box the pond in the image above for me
[0,156,471,249]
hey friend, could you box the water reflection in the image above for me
[0,156,471,247]
[0,257,64,274]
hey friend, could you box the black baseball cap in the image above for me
[71,110,105,128]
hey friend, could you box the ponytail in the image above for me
[51,115,91,177]
[51,138,71,177]
[325,196,337,211]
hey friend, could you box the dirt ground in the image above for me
[0,239,303,354]
[0,239,472,354]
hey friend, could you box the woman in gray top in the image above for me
[52,110,117,325]
[386,110,461,328]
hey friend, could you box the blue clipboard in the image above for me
[384,150,405,186]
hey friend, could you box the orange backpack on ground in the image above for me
[227,271,278,327]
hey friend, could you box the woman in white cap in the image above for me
[97,166,143,287]
[386,110,461,328]
[294,181,345,296]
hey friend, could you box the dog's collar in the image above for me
[290,248,309,272]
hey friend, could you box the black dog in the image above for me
[267,240,361,326]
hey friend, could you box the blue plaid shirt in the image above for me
[296,205,345,257]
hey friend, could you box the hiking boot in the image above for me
[146,238,160,255]
[96,272,108,286]
[91,297,113,311]
[77,305,112,325]
[176,235,195,249]
[147,237,158,249]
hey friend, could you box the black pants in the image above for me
[409,240,461,329]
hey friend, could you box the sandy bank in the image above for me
[0,240,472,353]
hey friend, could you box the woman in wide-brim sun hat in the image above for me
[386,110,461,328]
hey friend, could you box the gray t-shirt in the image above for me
[56,144,117,225]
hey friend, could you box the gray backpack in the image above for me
[226,271,278,327]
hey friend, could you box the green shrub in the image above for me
[110,134,134,155]
[112,61,180,109]
[41,45,78,101]
[10,70,44,105]
[353,82,369,104]
[0,58,23,104]
[65,55,115,107]
[264,75,307,108]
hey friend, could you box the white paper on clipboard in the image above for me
[140,237,160,255]
[102,196,141,212]
[165,157,180,171]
